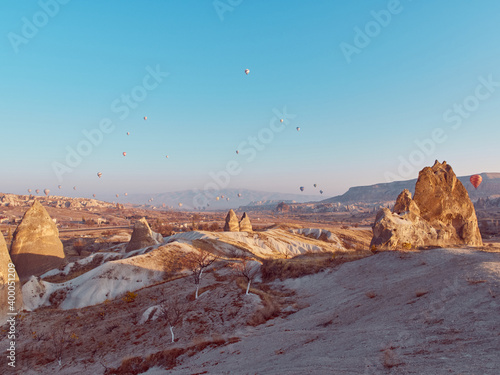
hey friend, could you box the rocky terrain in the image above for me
[0,165,499,374]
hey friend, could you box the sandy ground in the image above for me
[143,248,500,375]
[2,246,498,375]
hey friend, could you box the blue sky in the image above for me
[1,0,500,199]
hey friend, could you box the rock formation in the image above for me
[126,217,163,252]
[223,209,240,232]
[10,200,65,281]
[239,212,252,232]
[371,161,483,250]
[1,232,23,324]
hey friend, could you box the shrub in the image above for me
[260,253,335,282]
[122,291,138,303]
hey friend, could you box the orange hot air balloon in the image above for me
[123,152,127,156]
[144,116,147,120]
[127,132,130,135]
[470,174,482,189]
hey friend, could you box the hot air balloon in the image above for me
[300,186,304,192]
[280,119,284,123]
[93,194,96,198]
[314,184,317,188]
[73,186,77,190]
[162,203,166,208]
[116,194,119,198]
[44,189,50,197]
[127,132,130,136]
[320,190,323,194]
[296,127,300,131]
[236,150,239,155]
[470,174,482,189]
[216,197,220,201]
[97,172,102,178]
[221,195,224,199]
[244,69,250,75]
[144,116,147,120]
[28,189,32,194]
[36,189,40,194]
[58,185,62,189]
[238,193,242,197]
[124,193,128,196]
[165,155,169,158]
[178,203,183,207]
[122,152,127,156]
[226,197,230,201]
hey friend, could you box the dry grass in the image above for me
[260,253,335,282]
[43,254,111,283]
[104,336,240,375]
[261,250,372,282]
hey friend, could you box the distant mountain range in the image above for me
[103,188,321,210]
[321,173,500,204]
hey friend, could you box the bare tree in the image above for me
[50,323,68,366]
[159,297,186,343]
[232,259,260,295]
[185,249,217,299]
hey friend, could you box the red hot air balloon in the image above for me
[123,152,127,156]
[470,174,482,189]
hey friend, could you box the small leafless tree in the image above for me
[185,249,217,299]
[232,259,260,295]
[50,323,68,366]
[159,297,186,343]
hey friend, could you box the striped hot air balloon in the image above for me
[470,174,482,189]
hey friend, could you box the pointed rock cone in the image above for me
[223,209,240,232]
[126,217,163,252]
[1,232,23,324]
[10,200,65,281]
[239,212,252,232]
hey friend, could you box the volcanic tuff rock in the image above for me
[371,161,483,249]
[125,217,163,252]
[10,200,65,281]
[223,209,240,232]
[239,212,252,232]
[0,232,23,324]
